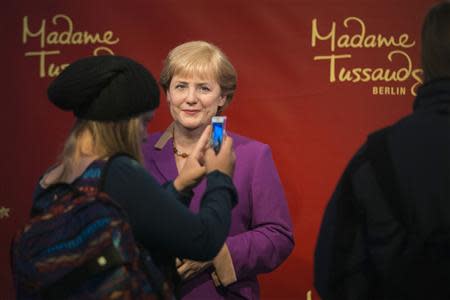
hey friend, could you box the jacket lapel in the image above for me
[150,123,178,182]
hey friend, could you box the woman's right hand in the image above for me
[204,135,235,177]
[173,125,211,192]
[173,127,235,191]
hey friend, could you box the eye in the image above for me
[199,85,211,92]
[174,83,186,90]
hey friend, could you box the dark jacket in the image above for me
[315,79,450,300]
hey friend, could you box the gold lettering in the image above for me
[312,17,420,96]
[350,33,364,48]
[398,34,415,48]
[35,14,121,46]
[313,16,416,50]
[337,35,350,48]
[93,46,115,56]
[377,35,398,48]
[23,14,120,79]
[48,64,59,77]
[51,14,73,45]
[314,54,352,82]
[58,29,72,44]
[372,86,407,96]
[83,32,104,44]
[344,17,365,48]
[411,69,423,96]
[102,31,119,44]
[338,67,353,82]
[371,68,384,81]
[383,69,398,82]
[46,31,58,45]
[311,18,336,52]
[361,68,372,82]
[22,16,46,48]
[363,35,376,48]
[352,68,362,82]
[388,50,412,81]
[84,31,119,45]
[373,86,379,95]
[315,50,417,87]
[48,63,69,77]
[72,32,83,44]
[24,50,60,78]
[377,34,415,49]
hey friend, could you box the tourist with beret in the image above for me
[30,55,237,298]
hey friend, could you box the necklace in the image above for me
[172,129,190,158]
[173,145,190,158]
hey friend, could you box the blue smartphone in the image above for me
[211,116,227,154]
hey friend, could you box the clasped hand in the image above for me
[176,258,212,281]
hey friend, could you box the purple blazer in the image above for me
[143,130,294,300]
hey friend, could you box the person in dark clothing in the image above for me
[32,55,237,296]
[314,2,450,299]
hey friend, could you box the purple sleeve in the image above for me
[226,145,295,279]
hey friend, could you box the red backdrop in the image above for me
[1,0,438,299]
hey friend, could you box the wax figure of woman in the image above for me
[143,41,294,299]
[33,55,237,297]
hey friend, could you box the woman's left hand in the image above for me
[176,258,213,281]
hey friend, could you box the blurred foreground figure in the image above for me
[315,2,450,299]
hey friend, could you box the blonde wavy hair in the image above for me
[56,117,143,182]
[160,41,237,105]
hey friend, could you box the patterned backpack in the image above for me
[11,155,173,300]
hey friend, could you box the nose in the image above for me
[185,87,198,104]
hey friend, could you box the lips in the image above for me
[182,109,200,115]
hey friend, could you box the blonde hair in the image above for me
[56,117,143,182]
[160,41,237,104]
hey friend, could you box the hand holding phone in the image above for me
[205,120,235,177]
[211,116,227,154]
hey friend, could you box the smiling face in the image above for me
[167,74,226,131]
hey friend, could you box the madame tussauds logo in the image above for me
[22,14,120,78]
[311,17,423,96]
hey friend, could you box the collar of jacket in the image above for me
[154,122,175,150]
[414,78,450,112]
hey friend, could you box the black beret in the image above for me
[47,55,160,121]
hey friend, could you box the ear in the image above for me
[166,92,172,103]
[218,95,227,106]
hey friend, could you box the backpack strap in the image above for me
[366,127,423,298]
[327,146,373,298]
[34,153,135,212]
[97,153,135,192]
[366,127,405,226]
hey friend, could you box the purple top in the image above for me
[143,131,294,299]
